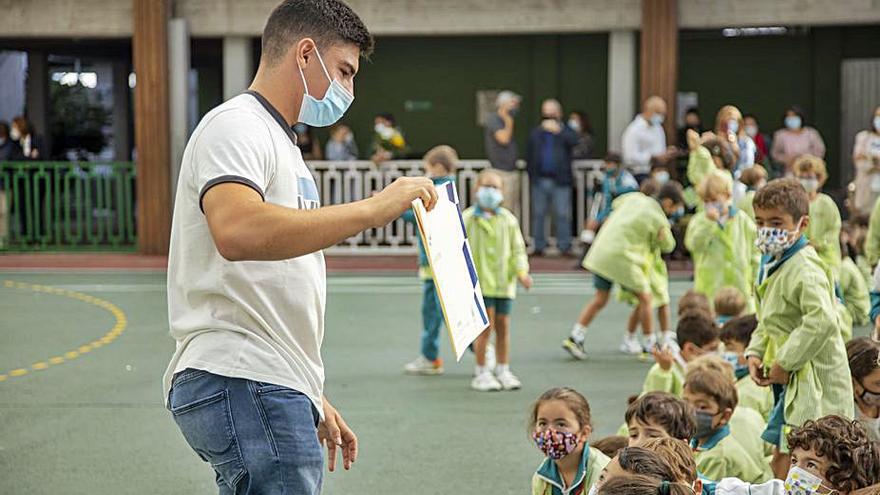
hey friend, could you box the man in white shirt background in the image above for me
[163,1,438,493]
[621,95,678,182]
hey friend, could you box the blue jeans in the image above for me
[168,368,323,494]
[421,279,444,360]
[531,177,572,251]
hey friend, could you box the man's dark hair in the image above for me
[261,0,374,65]
[720,314,758,347]
[658,181,684,206]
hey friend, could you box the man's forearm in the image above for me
[213,200,375,261]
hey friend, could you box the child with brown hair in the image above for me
[713,287,747,326]
[677,290,714,321]
[530,387,610,495]
[737,164,767,221]
[463,168,532,391]
[847,337,880,443]
[792,154,842,273]
[720,315,774,421]
[625,392,696,446]
[747,178,853,477]
[683,368,771,483]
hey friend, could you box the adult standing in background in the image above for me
[714,105,756,176]
[676,106,704,152]
[0,121,19,160]
[325,124,358,161]
[771,105,825,175]
[163,1,438,493]
[526,98,578,256]
[294,122,323,160]
[10,116,42,160]
[852,105,880,216]
[621,96,677,183]
[484,90,522,216]
[743,113,771,167]
[567,110,593,159]
[370,112,407,164]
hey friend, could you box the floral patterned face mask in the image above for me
[756,225,799,257]
[533,428,579,460]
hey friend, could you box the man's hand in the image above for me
[748,356,771,387]
[767,363,790,385]
[367,177,439,228]
[652,346,674,371]
[517,273,533,290]
[541,119,562,134]
[318,397,358,472]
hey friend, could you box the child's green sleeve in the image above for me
[775,272,838,372]
[657,221,676,255]
[641,364,683,396]
[808,197,841,268]
[684,213,718,255]
[695,451,730,483]
[867,199,880,266]
[687,146,715,189]
[509,217,529,276]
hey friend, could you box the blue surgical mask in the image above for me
[873,116,880,132]
[694,411,717,439]
[654,170,670,185]
[785,115,802,130]
[568,119,581,133]
[650,114,665,126]
[476,186,503,211]
[297,45,354,127]
[727,119,739,134]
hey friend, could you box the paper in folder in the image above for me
[411,180,490,360]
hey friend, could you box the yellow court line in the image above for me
[1,280,128,382]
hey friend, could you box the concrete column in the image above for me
[25,50,50,158]
[111,60,131,161]
[222,36,253,101]
[607,30,637,152]
[168,17,191,203]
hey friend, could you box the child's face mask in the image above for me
[533,428,579,460]
[756,219,804,257]
[784,466,836,495]
[694,410,721,439]
[858,380,880,407]
[476,186,503,211]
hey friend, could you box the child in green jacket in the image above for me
[685,173,759,312]
[684,368,772,483]
[719,315,774,422]
[563,183,685,360]
[464,169,532,392]
[745,178,854,479]
[793,155,841,274]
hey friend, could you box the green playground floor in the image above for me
[0,271,868,494]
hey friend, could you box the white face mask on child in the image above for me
[784,466,836,495]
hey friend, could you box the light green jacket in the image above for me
[685,208,759,312]
[618,252,670,308]
[805,193,841,273]
[737,190,757,221]
[462,206,529,299]
[729,406,775,474]
[840,256,870,326]
[583,193,675,294]
[746,246,854,426]
[687,146,734,197]
[736,376,775,422]
[531,447,610,495]
[867,197,880,266]
[693,427,769,484]
[642,362,685,397]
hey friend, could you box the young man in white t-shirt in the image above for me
[163,1,438,493]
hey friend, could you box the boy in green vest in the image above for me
[746,178,854,479]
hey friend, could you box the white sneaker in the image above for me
[471,371,502,392]
[642,333,657,353]
[495,370,522,390]
[619,334,642,355]
[485,343,497,371]
[403,356,444,375]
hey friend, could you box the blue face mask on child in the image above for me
[297,45,354,128]
[476,187,503,211]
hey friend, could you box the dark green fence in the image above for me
[0,162,137,251]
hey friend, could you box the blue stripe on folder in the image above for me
[446,182,456,203]
[457,208,467,238]
[463,243,477,287]
[474,293,488,325]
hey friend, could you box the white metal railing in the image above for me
[307,159,605,254]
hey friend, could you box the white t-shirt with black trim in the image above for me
[163,92,326,416]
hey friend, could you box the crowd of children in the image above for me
[399,106,880,493]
